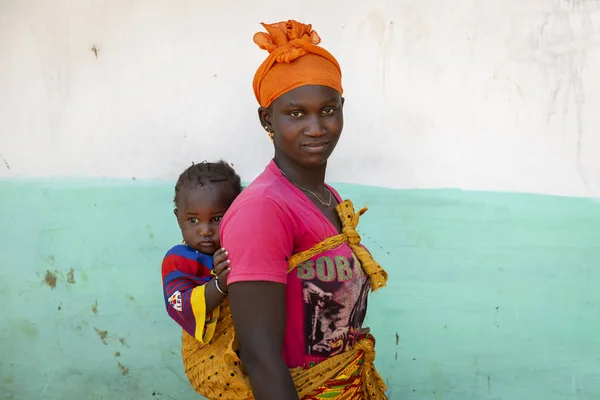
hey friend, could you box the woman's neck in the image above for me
[273,155,327,194]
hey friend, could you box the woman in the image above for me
[181,20,388,400]
[222,20,388,399]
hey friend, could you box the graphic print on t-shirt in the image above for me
[296,246,370,358]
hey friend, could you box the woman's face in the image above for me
[259,85,344,169]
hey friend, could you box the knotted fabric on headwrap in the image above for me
[252,20,343,108]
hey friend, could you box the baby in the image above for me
[161,160,241,343]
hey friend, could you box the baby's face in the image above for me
[174,186,227,255]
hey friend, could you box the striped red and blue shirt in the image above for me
[161,244,219,343]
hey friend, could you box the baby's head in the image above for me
[174,160,242,255]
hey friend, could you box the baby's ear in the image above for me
[173,209,179,218]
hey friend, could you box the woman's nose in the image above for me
[303,115,326,137]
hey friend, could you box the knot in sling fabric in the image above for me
[288,200,388,292]
[252,20,343,108]
[182,200,388,399]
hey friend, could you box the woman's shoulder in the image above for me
[221,179,298,239]
[230,162,294,211]
[223,169,294,226]
[228,178,290,215]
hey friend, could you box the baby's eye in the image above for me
[212,216,223,223]
[188,218,198,223]
[290,111,304,118]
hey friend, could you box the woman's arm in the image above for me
[221,197,297,398]
[229,281,298,400]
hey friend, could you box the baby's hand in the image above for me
[213,248,231,292]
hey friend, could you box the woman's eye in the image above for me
[323,108,336,115]
[290,111,304,117]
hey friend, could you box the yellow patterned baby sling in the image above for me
[181,200,389,399]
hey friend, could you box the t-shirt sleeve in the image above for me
[221,197,294,285]
[161,251,219,344]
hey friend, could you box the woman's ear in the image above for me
[258,107,272,132]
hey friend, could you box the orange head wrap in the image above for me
[252,20,343,108]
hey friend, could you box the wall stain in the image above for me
[146,224,155,241]
[357,11,395,92]
[0,154,10,170]
[117,362,129,375]
[92,300,98,314]
[152,392,177,399]
[44,270,57,288]
[494,306,500,328]
[114,351,121,357]
[396,332,400,345]
[119,337,129,347]
[66,268,76,284]
[40,264,77,289]
[71,321,88,331]
[94,327,108,345]
[11,319,38,338]
[429,362,444,400]
[506,0,599,190]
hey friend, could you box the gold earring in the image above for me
[264,125,274,142]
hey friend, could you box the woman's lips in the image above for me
[302,141,329,153]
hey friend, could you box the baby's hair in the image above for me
[174,160,242,206]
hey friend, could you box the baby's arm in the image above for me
[203,248,231,312]
[161,251,226,344]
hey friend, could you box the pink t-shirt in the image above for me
[220,160,370,368]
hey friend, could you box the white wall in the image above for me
[1,0,599,197]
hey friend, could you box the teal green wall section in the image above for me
[1,180,599,399]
